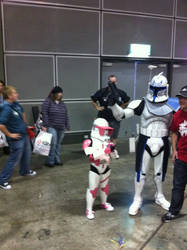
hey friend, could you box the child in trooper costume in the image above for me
[109,73,177,215]
[82,118,115,219]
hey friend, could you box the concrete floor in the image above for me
[0,139,186,250]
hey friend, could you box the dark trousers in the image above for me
[169,159,187,215]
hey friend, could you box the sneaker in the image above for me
[86,209,95,220]
[101,202,114,211]
[0,182,12,190]
[55,161,63,166]
[22,170,37,176]
[128,199,142,215]
[155,195,170,210]
[113,149,120,159]
[162,212,178,222]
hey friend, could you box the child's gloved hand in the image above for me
[98,154,111,165]
[104,143,115,154]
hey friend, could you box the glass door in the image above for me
[171,63,187,97]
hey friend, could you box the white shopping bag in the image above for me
[0,131,8,148]
[33,131,52,156]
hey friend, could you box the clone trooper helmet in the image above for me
[91,118,113,142]
[146,72,169,103]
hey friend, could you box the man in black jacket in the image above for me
[91,75,130,158]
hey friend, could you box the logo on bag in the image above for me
[36,139,50,146]
[43,141,50,146]
[36,139,42,145]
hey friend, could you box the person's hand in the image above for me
[96,106,104,111]
[10,133,21,139]
[172,150,178,163]
[98,154,110,165]
[42,127,47,132]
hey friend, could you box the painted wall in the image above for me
[1,0,187,137]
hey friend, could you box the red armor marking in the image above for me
[82,139,92,149]
[90,187,98,198]
[104,146,111,154]
[89,154,100,166]
[101,184,109,195]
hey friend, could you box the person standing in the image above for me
[91,75,130,158]
[0,80,10,155]
[109,73,174,215]
[0,86,36,190]
[162,86,187,222]
[82,118,115,220]
[42,86,70,167]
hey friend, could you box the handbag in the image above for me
[33,130,52,156]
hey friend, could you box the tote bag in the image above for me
[33,131,52,156]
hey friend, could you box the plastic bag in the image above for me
[0,131,8,148]
[33,130,52,156]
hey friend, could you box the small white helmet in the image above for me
[146,72,169,103]
[91,118,113,142]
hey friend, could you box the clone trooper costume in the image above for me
[82,118,115,219]
[109,73,174,215]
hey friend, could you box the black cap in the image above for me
[51,86,63,94]
[176,85,187,98]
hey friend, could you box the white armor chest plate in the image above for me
[140,105,172,137]
[92,139,108,153]
[91,139,110,171]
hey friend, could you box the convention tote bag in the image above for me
[33,130,52,156]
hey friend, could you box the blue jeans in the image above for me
[46,127,64,165]
[0,135,31,184]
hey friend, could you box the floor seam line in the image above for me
[138,222,164,250]
[138,195,187,249]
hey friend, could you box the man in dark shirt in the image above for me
[162,86,187,222]
[91,75,130,158]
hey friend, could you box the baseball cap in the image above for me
[176,85,187,98]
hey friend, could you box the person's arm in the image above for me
[171,131,178,162]
[91,100,104,111]
[120,90,130,109]
[18,104,27,124]
[65,104,70,131]
[109,99,144,121]
[120,102,129,109]
[22,112,27,123]
[41,98,50,131]
[0,124,20,139]
[91,90,105,111]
